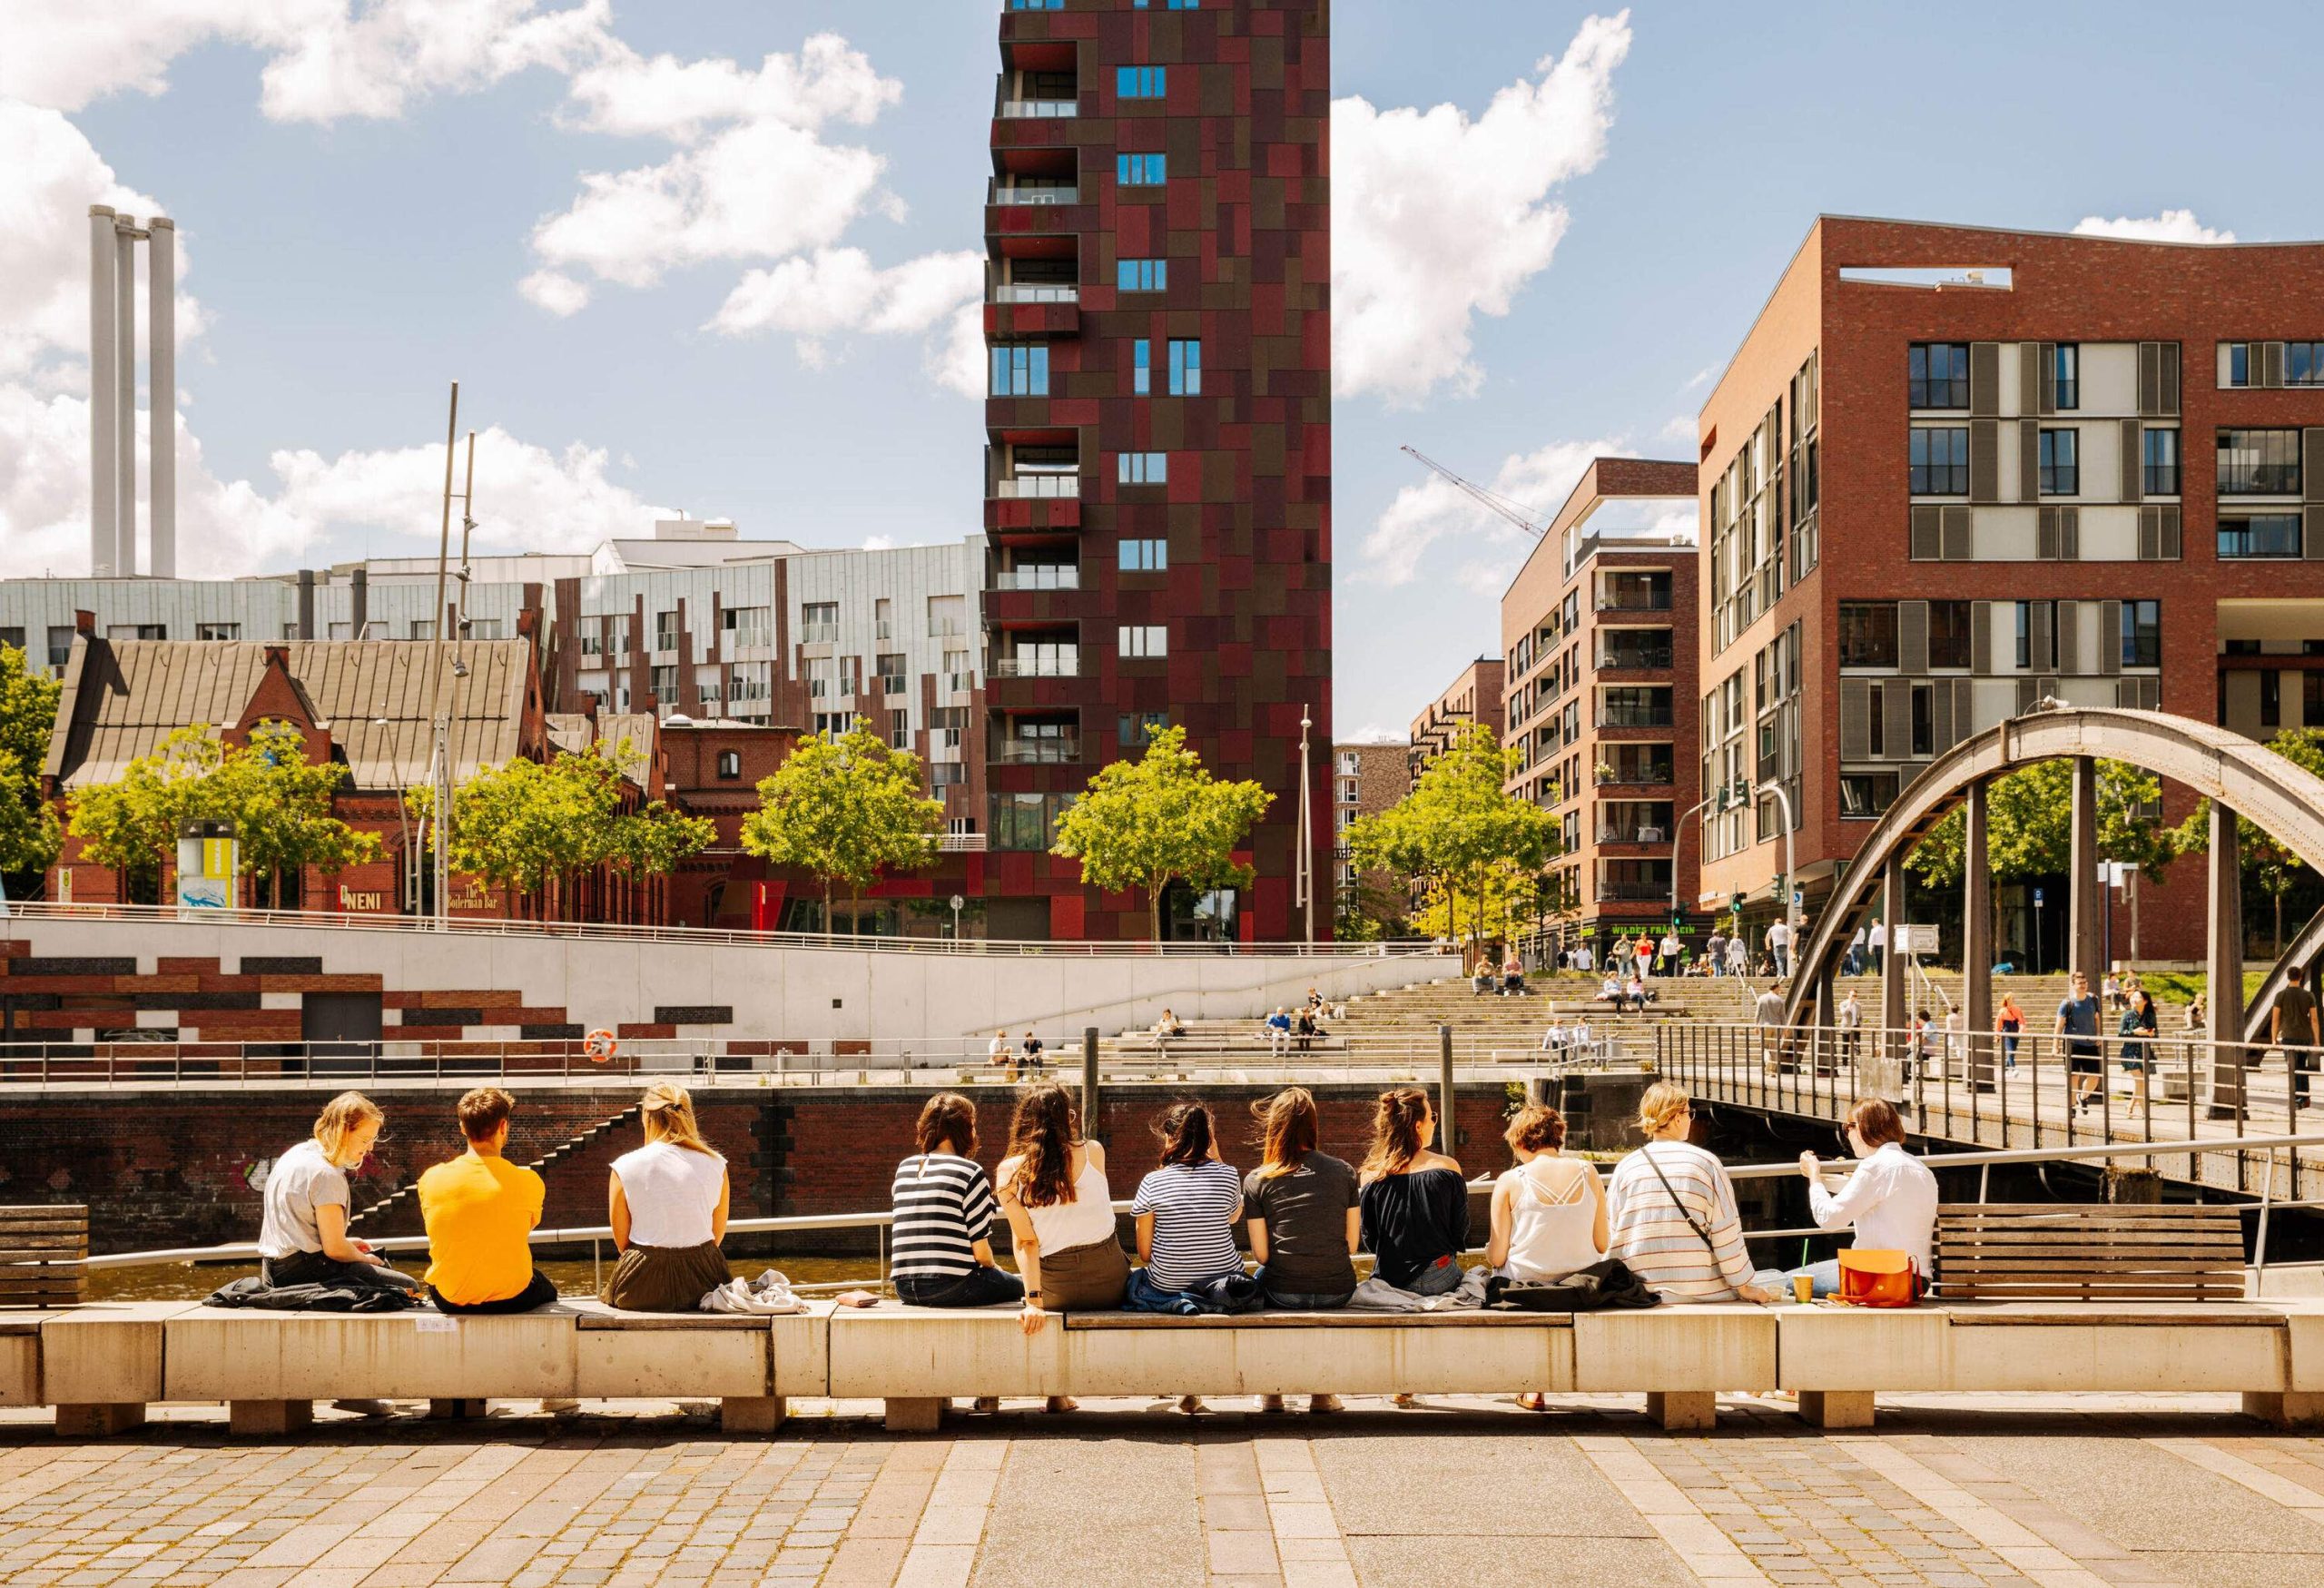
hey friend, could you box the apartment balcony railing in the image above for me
[990,656,1080,678]
[798,625,840,645]
[992,738,1082,764]
[1596,880,1673,902]
[723,627,773,651]
[1596,825,1672,845]
[990,183,1080,206]
[1596,592,1673,613]
[992,283,1079,303]
[1000,99,1079,119]
[1598,706,1674,728]
[1599,646,1674,670]
[991,567,1080,591]
[1596,764,1675,786]
[994,475,1081,498]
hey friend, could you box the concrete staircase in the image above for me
[348,1104,644,1229]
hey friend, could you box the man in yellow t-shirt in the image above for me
[419,1087,556,1314]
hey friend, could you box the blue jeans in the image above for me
[1252,1266,1353,1311]
[1398,1255,1466,1297]
[896,1266,1026,1308]
[1126,1266,1263,1315]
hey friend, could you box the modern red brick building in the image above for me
[1501,458,1700,950]
[1698,216,2324,964]
[1407,659,1504,781]
[982,0,1332,942]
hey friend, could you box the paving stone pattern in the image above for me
[1,1396,2321,1586]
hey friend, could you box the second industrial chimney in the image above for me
[89,204,175,579]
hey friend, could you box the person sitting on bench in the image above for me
[1265,1007,1294,1056]
[1540,1021,1570,1054]
[1500,952,1527,996]
[603,1082,733,1312]
[419,1087,556,1315]
[1601,972,1630,1011]
[1626,972,1654,1008]
[1293,1006,1326,1050]
[1756,1099,1935,1300]
[1155,1009,1188,1041]
[257,1090,421,1297]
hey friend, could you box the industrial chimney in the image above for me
[88,206,175,578]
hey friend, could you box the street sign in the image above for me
[950,894,966,912]
[2034,888,2044,906]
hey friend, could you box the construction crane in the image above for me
[1399,444,1551,538]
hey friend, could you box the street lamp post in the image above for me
[1297,706,1315,947]
[1672,778,1803,966]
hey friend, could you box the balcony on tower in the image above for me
[988,252,1080,340]
[987,432,1084,535]
[991,713,1082,765]
[989,630,1081,681]
[996,57,1078,122]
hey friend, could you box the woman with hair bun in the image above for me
[602,1082,734,1311]
[1604,1082,1772,1304]
[1356,1087,1470,1296]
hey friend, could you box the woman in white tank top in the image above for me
[997,1083,1129,1415]
[602,1084,734,1311]
[1487,1104,1608,1409]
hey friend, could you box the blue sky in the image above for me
[5,1,2319,736]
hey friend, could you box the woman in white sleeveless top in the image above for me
[602,1083,733,1311]
[1486,1104,1609,1411]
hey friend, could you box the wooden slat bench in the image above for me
[0,1206,88,1310]
[1935,1203,2246,1302]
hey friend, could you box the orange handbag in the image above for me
[1837,1249,1919,1307]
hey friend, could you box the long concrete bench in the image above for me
[1777,1300,2324,1429]
[8,1297,2322,1436]
[825,1302,1772,1433]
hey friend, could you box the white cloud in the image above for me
[0,100,659,579]
[710,247,984,390]
[1338,725,1409,746]
[2072,209,2236,245]
[528,35,901,297]
[559,35,897,143]
[1657,412,1699,444]
[517,269,590,317]
[0,0,615,122]
[1362,438,1616,586]
[270,425,663,556]
[1332,11,1630,404]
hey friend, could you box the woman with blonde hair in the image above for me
[1604,1082,1772,1304]
[256,1090,419,1296]
[602,1082,734,1311]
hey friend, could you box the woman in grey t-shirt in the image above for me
[256,1092,419,1296]
[1243,1088,1359,1414]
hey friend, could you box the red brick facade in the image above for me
[982,0,1332,941]
[1699,218,2324,963]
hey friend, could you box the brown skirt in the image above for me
[601,1240,734,1312]
[1038,1237,1130,1311]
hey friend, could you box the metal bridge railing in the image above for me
[1657,1019,2323,1197]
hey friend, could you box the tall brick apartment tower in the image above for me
[983,0,1332,942]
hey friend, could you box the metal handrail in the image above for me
[0,899,1443,959]
[82,1132,2324,1277]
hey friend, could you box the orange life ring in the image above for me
[584,1029,618,1062]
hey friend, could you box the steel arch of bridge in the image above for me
[1779,706,2324,1041]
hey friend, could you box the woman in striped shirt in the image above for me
[1128,1102,1252,1409]
[891,1093,1023,1312]
[1605,1083,1775,1304]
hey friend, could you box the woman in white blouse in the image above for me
[602,1083,733,1311]
[1765,1098,1937,1298]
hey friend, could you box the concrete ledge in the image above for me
[1574,1306,1776,1393]
[2270,1303,2324,1391]
[566,1299,771,1399]
[41,1303,188,1425]
[164,1305,576,1402]
[1938,1303,2286,1394]
[0,1318,38,1407]
[833,1305,1576,1401]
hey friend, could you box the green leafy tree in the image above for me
[740,720,944,935]
[1333,873,1409,943]
[214,722,382,907]
[419,740,711,920]
[0,642,62,885]
[1344,723,1560,965]
[1907,758,2177,888]
[64,727,223,901]
[2173,728,2324,953]
[1049,725,1273,942]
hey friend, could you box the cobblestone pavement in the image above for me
[3,1394,2322,1587]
